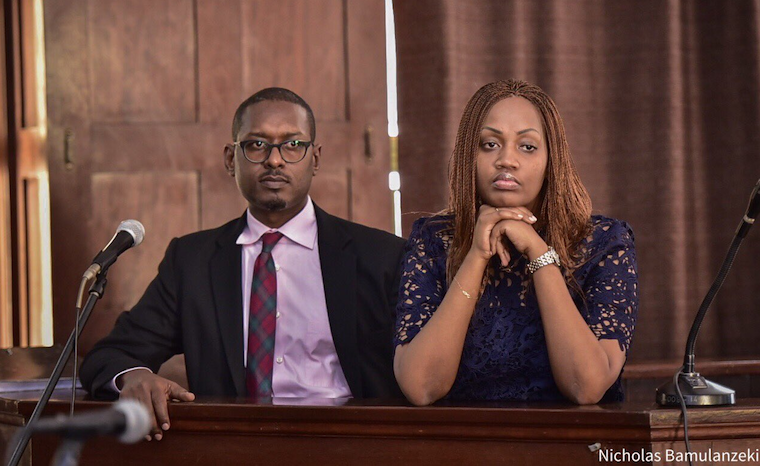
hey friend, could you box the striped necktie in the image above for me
[246,231,283,397]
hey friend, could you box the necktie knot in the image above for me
[261,232,283,253]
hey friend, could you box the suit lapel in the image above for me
[210,214,247,397]
[315,205,362,397]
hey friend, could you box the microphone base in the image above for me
[656,372,735,406]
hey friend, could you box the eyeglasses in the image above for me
[233,139,313,164]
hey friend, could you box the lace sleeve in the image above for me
[580,220,639,354]
[394,218,447,347]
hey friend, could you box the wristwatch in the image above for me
[527,246,561,274]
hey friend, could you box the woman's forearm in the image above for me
[530,253,624,404]
[394,253,488,405]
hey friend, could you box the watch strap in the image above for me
[527,246,561,274]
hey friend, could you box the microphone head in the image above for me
[112,399,151,444]
[117,220,145,247]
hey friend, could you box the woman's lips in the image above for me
[492,173,520,190]
[492,179,520,190]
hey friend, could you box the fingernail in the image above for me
[145,436,152,442]
[529,215,537,222]
[155,434,162,441]
[162,423,170,431]
[517,214,523,218]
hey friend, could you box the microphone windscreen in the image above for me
[117,220,145,247]
[112,399,151,444]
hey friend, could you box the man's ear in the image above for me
[224,144,235,177]
[311,143,321,175]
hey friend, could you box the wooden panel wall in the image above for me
[88,0,197,123]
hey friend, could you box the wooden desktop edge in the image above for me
[4,395,760,444]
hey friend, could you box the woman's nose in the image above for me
[495,146,519,168]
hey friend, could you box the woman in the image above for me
[394,79,637,405]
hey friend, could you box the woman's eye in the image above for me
[521,144,537,152]
[481,141,498,150]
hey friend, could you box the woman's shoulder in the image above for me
[574,215,634,262]
[586,215,635,247]
[409,214,454,240]
[575,215,637,270]
[406,213,454,258]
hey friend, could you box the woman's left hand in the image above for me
[488,206,547,266]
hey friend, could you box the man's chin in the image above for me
[262,198,288,211]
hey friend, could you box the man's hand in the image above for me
[117,369,195,441]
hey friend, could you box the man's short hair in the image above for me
[232,87,316,141]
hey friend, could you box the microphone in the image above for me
[657,178,760,407]
[736,178,760,238]
[30,399,151,444]
[83,220,145,280]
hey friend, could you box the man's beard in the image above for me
[262,198,287,211]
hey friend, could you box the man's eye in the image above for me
[287,140,302,147]
[247,141,266,150]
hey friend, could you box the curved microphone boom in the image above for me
[736,178,760,239]
[83,220,145,280]
[657,178,760,406]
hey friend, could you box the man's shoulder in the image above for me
[314,206,406,264]
[172,215,245,248]
[318,209,405,248]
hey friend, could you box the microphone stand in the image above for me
[6,274,108,466]
[50,438,85,466]
[655,199,757,406]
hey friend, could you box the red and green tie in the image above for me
[246,231,283,398]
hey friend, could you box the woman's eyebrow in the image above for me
[517,128,540,135]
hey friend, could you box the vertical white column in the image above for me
[385,0,402,237]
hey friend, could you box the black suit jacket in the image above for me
[80,204,405,399]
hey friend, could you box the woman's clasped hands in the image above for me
[469,204,548,267]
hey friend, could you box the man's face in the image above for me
[224,100,320,217]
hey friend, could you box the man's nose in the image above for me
[265,146,286,168]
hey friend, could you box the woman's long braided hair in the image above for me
[446,79,592,292]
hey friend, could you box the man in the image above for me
[79,88,405,441]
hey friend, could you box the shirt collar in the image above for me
[236,196,317,250]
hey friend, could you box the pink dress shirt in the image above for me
[237,198,351,398]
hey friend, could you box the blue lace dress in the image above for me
[394,215,638,402]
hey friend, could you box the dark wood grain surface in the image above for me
[3,393,760,465]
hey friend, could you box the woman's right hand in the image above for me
[467,204,537,264]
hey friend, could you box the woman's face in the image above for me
[475,96,548,212]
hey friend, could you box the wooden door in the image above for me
[44,0,392,349]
